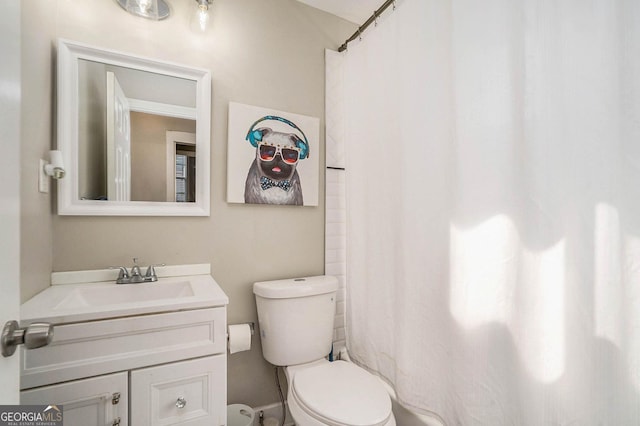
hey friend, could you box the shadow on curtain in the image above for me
[335,0,640,424]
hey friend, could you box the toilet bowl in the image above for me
[286,360,395,426]
[253,276,396,426]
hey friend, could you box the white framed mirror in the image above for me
[56,39,211,216]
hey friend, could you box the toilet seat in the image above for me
[291,361,392,426]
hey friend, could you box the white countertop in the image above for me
[21,264,229,325]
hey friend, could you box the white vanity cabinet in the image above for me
[21,355,225,426]
[20,308,227,426]
[20,266,229,426]
[131,355,226,425]
[21,372,128,426]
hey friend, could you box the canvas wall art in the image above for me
[227,102,320,206]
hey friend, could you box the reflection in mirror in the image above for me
[56,39,211,216]
[165,131,196,202]
[77,60,197,202]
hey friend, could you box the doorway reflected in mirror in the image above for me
[175,143,196,202]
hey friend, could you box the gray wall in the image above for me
[20,0,354,408]
[78,60,107,200]
[20,0,56,303]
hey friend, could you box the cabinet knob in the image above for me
[176,397,187,409]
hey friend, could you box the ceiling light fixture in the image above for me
[116,0,170,20]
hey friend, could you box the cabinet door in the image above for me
[21,372,128,426]
[131,355,226,426]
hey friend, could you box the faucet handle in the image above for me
[144,263,165,282]
[109,266,130,284]
[129,259,143,283]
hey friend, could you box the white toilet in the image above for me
[253,276,396,426]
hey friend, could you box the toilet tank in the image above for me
[253,276,338,366]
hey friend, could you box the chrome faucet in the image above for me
[110,259,164,284]
[129,258,144,283]
[144,264,165,282]
[111,266,131,284]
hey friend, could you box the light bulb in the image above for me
[190,0,212,33]
[197,6,209,31]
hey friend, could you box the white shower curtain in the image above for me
[337,0,640,424]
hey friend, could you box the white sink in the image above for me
[21,264,229,325]
[55,281,195,310]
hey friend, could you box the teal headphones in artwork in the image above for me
[245,115,310,160]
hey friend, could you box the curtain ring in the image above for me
[392,0,396,10]
[357,28,362,41]
[374,10,378,26]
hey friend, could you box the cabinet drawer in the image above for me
[21,308,226,389]
[131,355,226,426]
[21,372,128,426]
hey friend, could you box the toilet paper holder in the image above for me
[227,322,255,340]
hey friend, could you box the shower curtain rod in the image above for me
[338,0,396,52]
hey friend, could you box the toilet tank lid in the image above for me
[253,276,338,299]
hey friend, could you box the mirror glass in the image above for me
[78,60,197,203]
[57,39,211,216]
